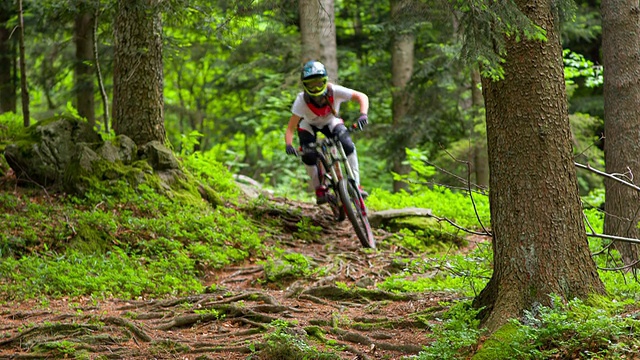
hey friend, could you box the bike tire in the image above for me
[319,160,346,222]
[337,179,375,249]
[328,188,346,222]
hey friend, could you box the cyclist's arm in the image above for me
[351,91,369,115]
[285,114,301,146]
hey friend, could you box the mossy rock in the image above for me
[4,115,102,187]
[472,322,521,360]
[69,223,112,254]
[4,116,223,207]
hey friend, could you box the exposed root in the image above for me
[103,316,152,342]
[0,323,100,346]
[301,285,417,302]
[156,312,222,331]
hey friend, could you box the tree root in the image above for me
[200,291,280,306]
[103,316,152,342]
[330,328,423,354]
[0,323,100,346]
[301,285,417,302]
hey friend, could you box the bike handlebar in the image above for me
[288,122,364,156]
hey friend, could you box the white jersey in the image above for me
[291,84,354,133]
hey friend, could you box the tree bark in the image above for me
[0,6,17,114]
[75,9,96,126]
[473,0,606,332]
[112,0,166,145]
[390,0,415,193]
[299,0,338,82]
[602,0,640,268]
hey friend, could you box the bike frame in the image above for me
[312,128,375,248]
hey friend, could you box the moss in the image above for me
[472,322,521,360]
[304,326,327,341]
[69,224,111,254]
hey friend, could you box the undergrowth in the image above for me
[0,160,261,300]
[5,113,640,359]
[250,320,341,360]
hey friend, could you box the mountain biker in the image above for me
[284,60,369,205]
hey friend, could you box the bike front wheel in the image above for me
[337,179,375,249]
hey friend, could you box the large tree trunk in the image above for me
[0,6,17,114]
[390,0,415,193]
[602,0,640,268]
[112,0,166,145]
[299,0,338,81]
[75,9,95,126]
[473,0,606,332]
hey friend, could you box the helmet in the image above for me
[301,60,328,97]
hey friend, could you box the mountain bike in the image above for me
[301,125,375,249]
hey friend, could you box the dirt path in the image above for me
[0,196,461,359]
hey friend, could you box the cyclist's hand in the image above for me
[357,113,368,130]
[286,144,298,156]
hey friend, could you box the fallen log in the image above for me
[368,207,432,228]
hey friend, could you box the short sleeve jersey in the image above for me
[290,84,354,129]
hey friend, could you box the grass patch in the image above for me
[0,163,261,300]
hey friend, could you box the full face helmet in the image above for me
[301,60,328,97]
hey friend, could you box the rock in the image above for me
[4,116,101,187]
[138,141,180,171]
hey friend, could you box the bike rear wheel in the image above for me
[337,179,375,248]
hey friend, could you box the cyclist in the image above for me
[284,60,369,204]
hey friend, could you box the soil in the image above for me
[0,188,484,360]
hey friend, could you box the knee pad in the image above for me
[335,125,355,155]
[301,147,318,165]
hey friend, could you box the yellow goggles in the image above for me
[303,77,328,95]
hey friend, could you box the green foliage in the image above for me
[181,150,240,200]
[250,320,341,360]
[413,301,482,360]
[453,0,549,79]
[260,249,318,283]
[378,243,491,297]
[294,217,323,241]
[389,226,466,253]
[367,187,490,231]
[570,112,604,195]
[472,296,640,359]
[32,340,79,357]
[0,159,261,300]
[0,248,202,299]
[564,50,603,90]
[0,112,24,145]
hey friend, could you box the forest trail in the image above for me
[0,194,476,360]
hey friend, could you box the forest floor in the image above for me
[0,188,485,360]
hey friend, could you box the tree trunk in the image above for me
[602,0,640,268]
[299,0,338,81]
[473,0,606,332]
[75,9,95,126]
[471,67,489,189]
[0,8,17,114]
[18,0,29,127]
[390,0,415,193]
[112,0,166,145]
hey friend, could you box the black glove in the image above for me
[286,144,298,156]
[357,113,368,130]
